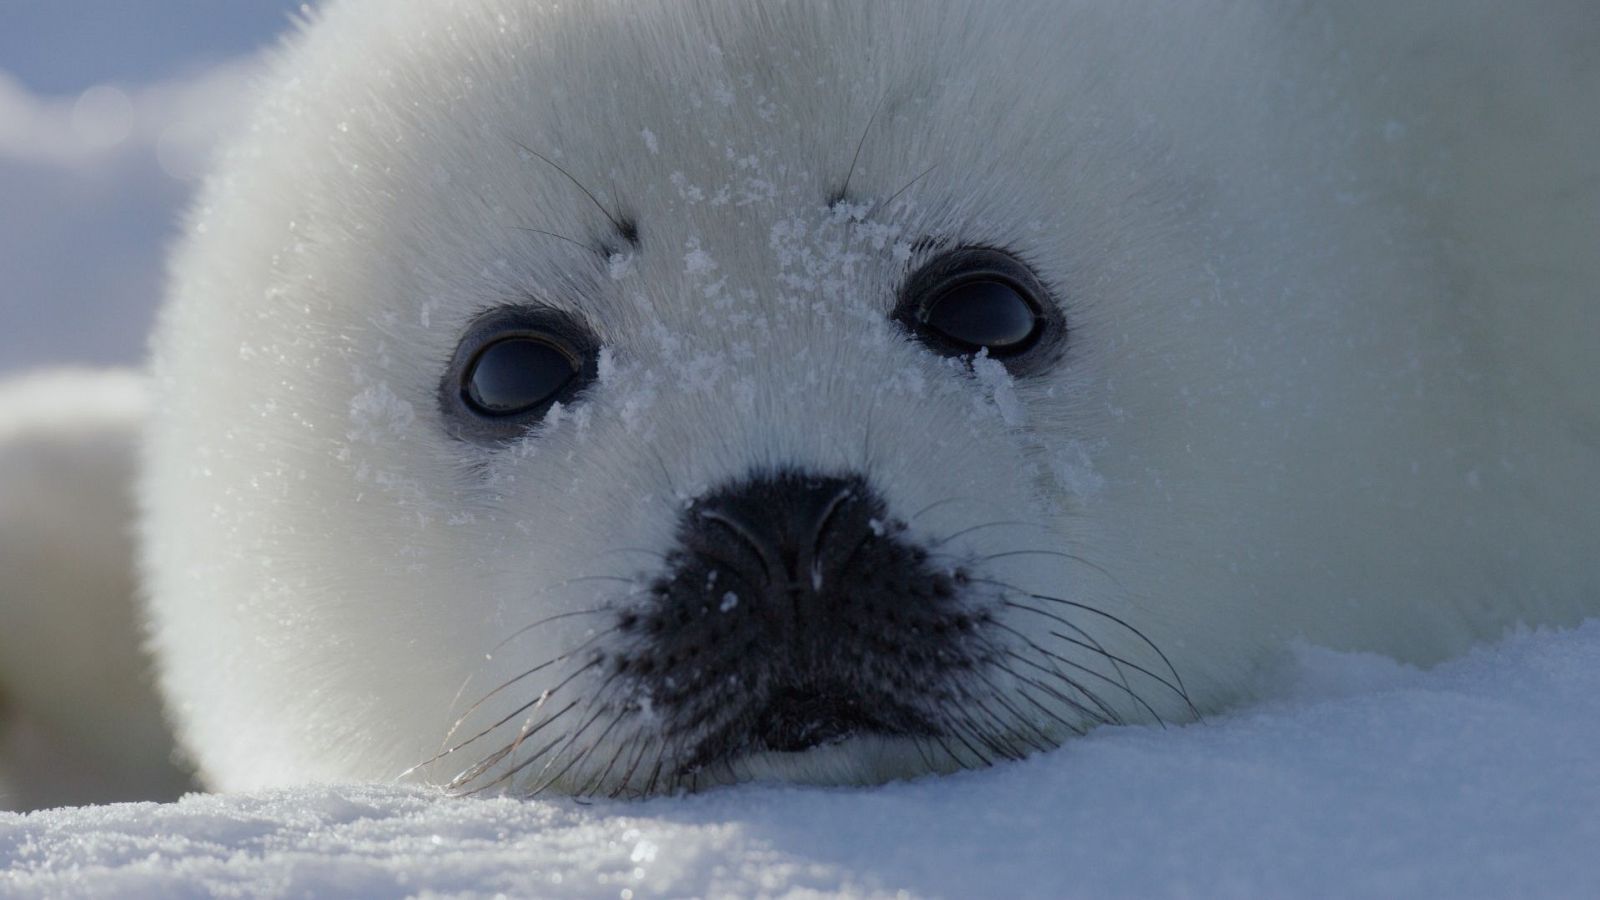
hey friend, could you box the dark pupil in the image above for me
[923,280,1039,352]
[464,337,577,415]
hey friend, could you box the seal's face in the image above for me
[402,164,1179,793]
[147,2,1459,794]
[425,230,1101,793]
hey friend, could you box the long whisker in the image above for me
[521,683,628,795]
[993,652,1109,729]
[447,699,579,792]
[961,548,1119,584]
[992,621,1152,725]
[468,680,616,796]
[1002,600,1197,716]
[493,605,615,654]
[929,520,1048,548]
[505,225,599,254]
[833,97,884,203]
[971,680,1057,753]
[425,651,605,772]
[976,577,1194,710]
[872,163,937,216]
[509,138,630,237]
[907,495,982,523]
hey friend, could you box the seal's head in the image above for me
[145,1,1555,795]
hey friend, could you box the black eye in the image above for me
[441,306,599,442]
[894,246,1064,374]
[464,337,579,416]
[923,280,1039,351]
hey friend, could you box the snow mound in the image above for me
[4,621,1598,898]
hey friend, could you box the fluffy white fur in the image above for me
[121,0,1600,793]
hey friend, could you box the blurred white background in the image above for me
[0,2,301,375]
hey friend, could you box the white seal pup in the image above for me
[129,0,1598,796]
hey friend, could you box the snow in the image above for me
[5,621,1597,898]
[969,351,1025,427]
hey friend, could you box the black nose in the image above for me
[611,470,987,765]
[690,472,877,615]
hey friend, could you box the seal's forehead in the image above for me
[252,0,1233,346]
[283,0,1163,202]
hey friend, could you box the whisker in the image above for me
[998,633,1123,726]
[524,688,624,794]
[469,677,621,796]
[447,699,578,791]
[938,712,999,768]
[427,653,603,769]
[872,163,937,216]
[519,670,628,793]
[505,225,599,254]
[991,654,1103,730]
[641,751,667,797]
[964,548,1117,583]
[929,520,1048,548]
[604,546,671,563]
[607,726,656,799]
[968,694,1050,757]
[509,138,629,237]
[1007,677,1092,738]
[972,683,1056,753]
[462,727,571,795]
[553,707,633,798]
[833,97,883,203]
[992,621,1147,725]
[1001,600,1196,716]
[944,714,1004,761]
[493,606,615,654]
[977,578,1194,712]
[1008,597,1140,704]
[906,495,981,523]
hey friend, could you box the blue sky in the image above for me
[1,2,297,92]
[0,3,299,373]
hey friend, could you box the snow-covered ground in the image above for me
[4,621,1597,898]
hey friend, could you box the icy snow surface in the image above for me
[4,621,1597,898]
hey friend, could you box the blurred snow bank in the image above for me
[4,620,1596,898]
[0,59,261,373]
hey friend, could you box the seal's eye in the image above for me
[923,280,1039,352]
[464,337,579,416]
[894,246,1064,375]
[441,305,600,443]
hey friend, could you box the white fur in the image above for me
[136,0,1599,793]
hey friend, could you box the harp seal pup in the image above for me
[131,0,1598,796]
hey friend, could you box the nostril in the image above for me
[806,484,857,587]
[695,506,785,586]
[688,472,878,593]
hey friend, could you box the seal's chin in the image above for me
[672,679,947,784]
[709,732,963,789]
[748,684,939,753]
[681,681,942,775]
